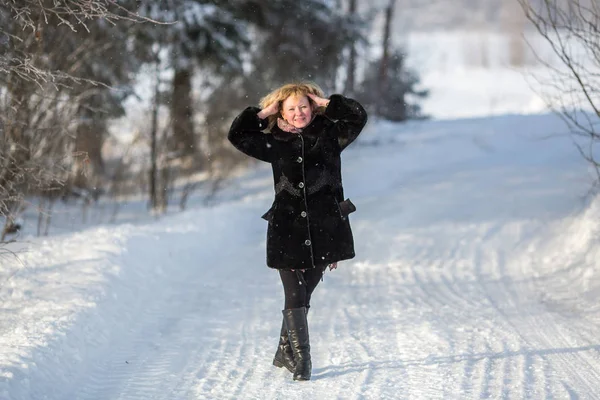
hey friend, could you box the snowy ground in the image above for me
[2,110,600,399]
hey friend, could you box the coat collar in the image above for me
[271,115,324,141]
[271,128,299,141]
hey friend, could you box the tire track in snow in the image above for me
[59,208,282,399]
[471,243,534,398]
[188,304,275,399]
[33,216,267,400]
[399,223,539,399]
[205,336,247,399]
[225,315,267,400]
[312,281,375,400]
[410,227,495,399]
[312,262,417,399]
[390,228,474,398]
[228,331,255,400]
[69,272,205,399]
[388,217,594,399]
[12,171,600,399]
[474,233,600,399]
[23,241,185,400]
[194,338,231,398]
[342,306,375,399]
[500,340,523,399]
[508,258,600,397]
[458,335,477,395]
[478,342,496,399]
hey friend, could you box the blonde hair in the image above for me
[259,82,326,128]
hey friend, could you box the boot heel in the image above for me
[273,359,284,368]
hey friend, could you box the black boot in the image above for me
[283,307,311,381]
[273,319,296,373]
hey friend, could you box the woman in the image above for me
[228,82,367,381]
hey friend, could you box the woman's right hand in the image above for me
[257,102,279,119]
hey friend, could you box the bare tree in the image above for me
[0,1,154,241]
[518,0,600,180]
[0,1,154,87]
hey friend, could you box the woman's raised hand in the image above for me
[257,101,279,120]
[307,93,330,108]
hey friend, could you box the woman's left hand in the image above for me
[329,262,338,271]
[307,93,330,108]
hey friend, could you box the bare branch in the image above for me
[5,1,164,32]
[519,0,600,181]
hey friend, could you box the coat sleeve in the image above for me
[324,94,368,151]
[228,106,274,163]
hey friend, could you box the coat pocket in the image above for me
[337,198,357,219]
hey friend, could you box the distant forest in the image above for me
[0,0,428,238]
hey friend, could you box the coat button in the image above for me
[296,156,303,163]
[301,211,307,217]
[298,182,305,189]
[304,239,311,246]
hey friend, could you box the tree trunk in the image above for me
[148,65,160,211]
[0,79,31,218]
[171,68,197,163]
[345,0,357,96]
[74,112,105,188]
[378,0,395,115]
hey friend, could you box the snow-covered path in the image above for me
[2,114,600,399]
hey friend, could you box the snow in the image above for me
[3,28,600,399]
[399,31,584,119]
[2,108,600,398]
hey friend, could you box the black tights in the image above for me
[279,265,327,310]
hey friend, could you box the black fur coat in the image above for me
[228,95,367,270]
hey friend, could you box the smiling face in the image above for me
[281,95,313,129]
